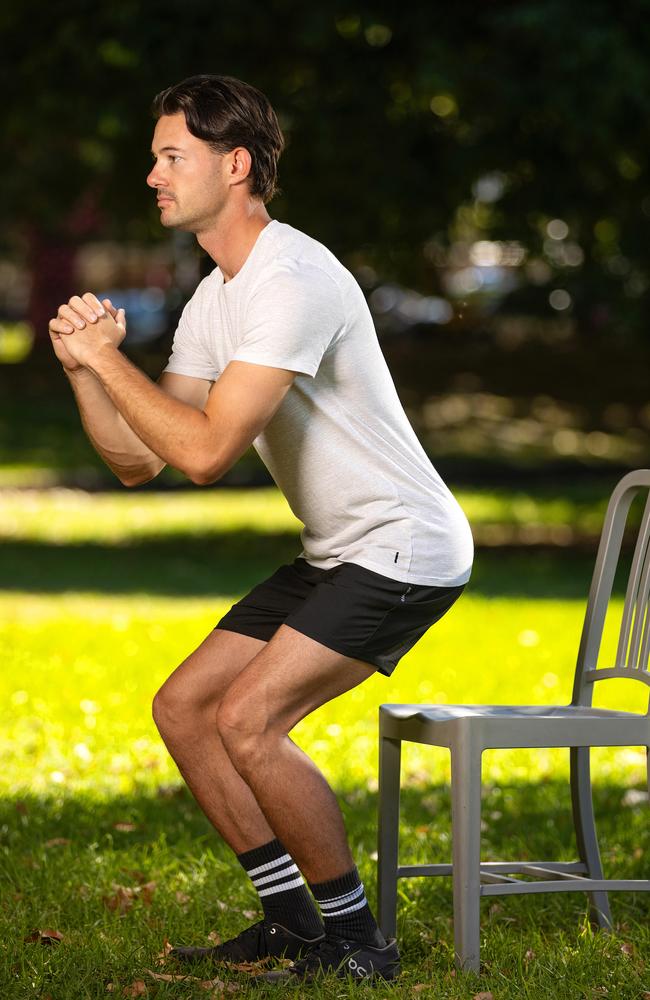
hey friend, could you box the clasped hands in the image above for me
[49,293,127,372]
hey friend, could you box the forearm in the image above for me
[85,345,211,481]
[67,367,165,485]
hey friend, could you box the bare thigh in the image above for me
[155,628,268,715]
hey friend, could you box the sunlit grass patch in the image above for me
[1,486,648,998]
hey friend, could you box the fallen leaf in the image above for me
[242,909,257,920]
[207,931,222,945]
[412,986,428,994]
[641,992,650,999]
[122,981,147,997]
[473,993,494,1000]
[24,928,64,944]
[139,881,157,906]
[224,958,274,973]
[621,942,633,956]
[145,969,222,986]
[44,837,71,848]
[103,884,136,914]
[113,822,139,833]
[155,938,174,963]
[524,949,535,962]
[175,891,191,906]
[103,881,156,913]
[120,869,147,883]
[106,985,115,993]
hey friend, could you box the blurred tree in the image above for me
[2,0,649,341]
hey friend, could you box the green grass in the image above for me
[1,486,648,999]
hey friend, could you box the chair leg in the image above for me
[570,746,612,930]
[451,738,482,973]
[377,735,401,940]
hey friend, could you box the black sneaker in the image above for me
[260,933,401,984]
[170,920,324,967]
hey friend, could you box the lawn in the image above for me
[1,486,648,999]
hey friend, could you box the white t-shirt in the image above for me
[164,219,473,586]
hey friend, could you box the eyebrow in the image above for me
[151,145,186,157]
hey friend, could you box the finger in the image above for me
[102,298,118,318]
[117,308,126,328]
[81,292,107,318]
[68,294,99,323]
[58,304,86,329]
[50,317,75,335]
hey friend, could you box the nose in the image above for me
[147,164,165,189]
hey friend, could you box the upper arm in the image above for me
[157,370,213,409]
[198,360,296,483]
[126,372,212,485]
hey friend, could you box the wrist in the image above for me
[66,365,97,384]
[85,341,122,381]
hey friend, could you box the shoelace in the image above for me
[220,919,265,954]
[289,936,346,976]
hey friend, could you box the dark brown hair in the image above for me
[152,74,285,203]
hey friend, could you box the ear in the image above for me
[227,146,252,185]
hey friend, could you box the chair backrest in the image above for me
[572,469,650,709]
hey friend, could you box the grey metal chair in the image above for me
[377,468,650,973]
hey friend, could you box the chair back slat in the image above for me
[573,470,650,706]
[615,494,650,670]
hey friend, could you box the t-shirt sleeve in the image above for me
[231,263,345,377]
[162,286,219,382]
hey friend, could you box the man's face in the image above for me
[147,113,227,232]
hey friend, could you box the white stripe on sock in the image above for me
[257,875,306,898]
[316,883,365,909]
[251,863,300,888]
[326,896,368,916]
[246,852,293,878]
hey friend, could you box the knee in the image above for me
[152,679,216,740]
[216,695,266,776]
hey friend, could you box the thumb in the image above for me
[116,308,126,331]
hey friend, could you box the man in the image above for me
[49,74,473,985]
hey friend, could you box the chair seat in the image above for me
[380,703,650,749]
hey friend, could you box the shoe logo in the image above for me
[346,957,368,978]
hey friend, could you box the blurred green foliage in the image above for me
[3,0,650,339]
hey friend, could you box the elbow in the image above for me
[186,455,225,486]
[120,474,149,488]
[188,467,222,487]
[119,463,164,488]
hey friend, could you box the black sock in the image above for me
[309,866,387,947]
[237,838,323,938]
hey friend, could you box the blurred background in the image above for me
[2,4,650,991]
[1,0,648,498]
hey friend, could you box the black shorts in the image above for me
[215,557,465,677]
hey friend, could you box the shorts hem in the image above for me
[282,622,392,676]
[214,621,278,642]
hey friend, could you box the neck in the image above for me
[197,201,272,282]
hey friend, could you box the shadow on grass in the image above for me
[2,780,648,901]
[0,535,601,599]
[2,781,648,1000]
